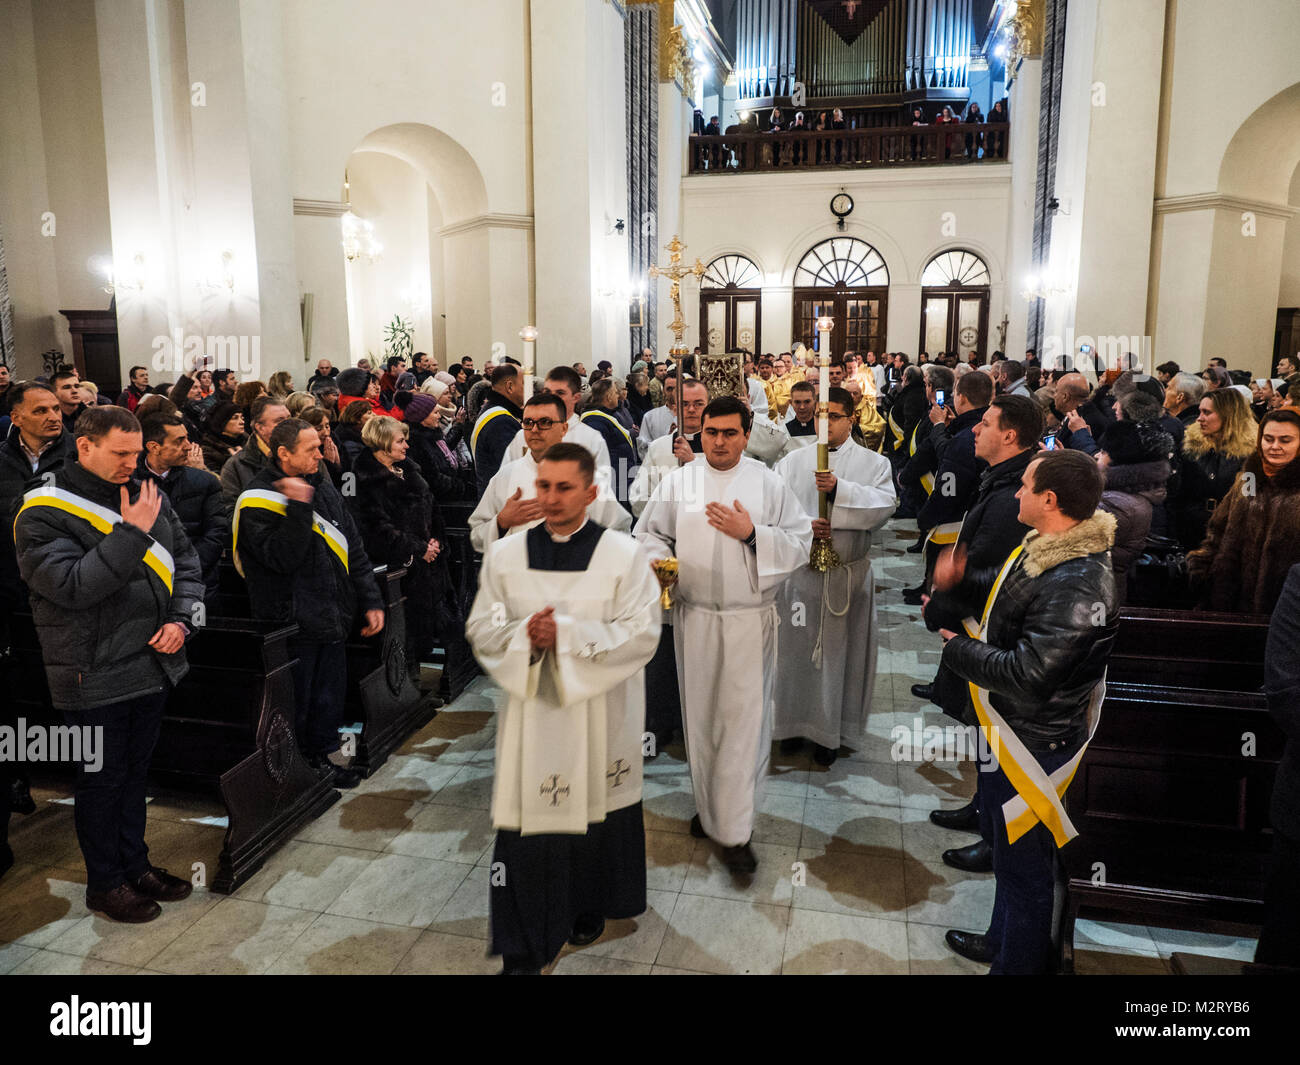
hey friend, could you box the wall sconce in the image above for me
[198,250,237,293]
[93,253,147,295]
[1021,272,1071,302]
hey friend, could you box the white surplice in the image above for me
[503,414,612,473]
[468,451,630,553]
[466,526,661,834]
[772,440,897,749]
[633,456,811,847]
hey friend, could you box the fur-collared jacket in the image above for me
[941,511,1119,749]
[1175,422,1253,550]
[1186,453,1300,616]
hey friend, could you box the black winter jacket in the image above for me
[135,458,230,599]
[1098,458,1169,604]
[14,460,203,710]
[348,449,445,569]
[941,511,1119,748]
[0,426,73,617]
[234,460,383,643]
[407,423,476,501]
[220,436,270,509]
[914,406,986,534]
[888,382,928,460]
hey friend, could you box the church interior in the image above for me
[1,0,1298,987]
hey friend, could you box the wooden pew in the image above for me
[7,611,338,894]
[437,501,483,700]
[1059,607,1281,971]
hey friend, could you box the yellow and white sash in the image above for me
[232,488,349,576]
[960,544,1105,848]
[15,485,176,594]
[886,410,903,450]
[923,519,963,550]
[908,421,936,495]
[471,405,518,453]
[581,409,634,449]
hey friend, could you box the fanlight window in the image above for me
[702,254,762,289]
[922,250,990,287]
[794,238,889,287]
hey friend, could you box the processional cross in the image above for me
[647,235,706,461]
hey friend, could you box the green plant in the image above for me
[383,314,414,363]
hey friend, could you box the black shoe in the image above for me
[910,682,935,701]
[7,777,36,816]
[569,914,606,946]
[86,883,162,924]
[689,814,708,839]
[942,839,993,873]
[905,539,925,554]
[778,737,803,755]
[131,865,193,902]
[945,929,996,964]
[310,755,363,790]
[929,801,979,831]
[721,842,758,874]
[902,587,925,605]
[813,744,839,767]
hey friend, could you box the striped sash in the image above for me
[471,406,518,453]
[16,486,176,594]
[233,488,350,576]
[580,409,634,449]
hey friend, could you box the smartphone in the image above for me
[935,389,946,407]
[1080,344,1092,354]
[1043,434,1057,450]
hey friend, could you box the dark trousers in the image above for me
[65,689,168,894]
[289,639,347,759]
[979,739,1077,975]
[1256,827,1300,966]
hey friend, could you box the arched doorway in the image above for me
[792,237,889,357]
[919,249,991,362]
[700,254,762,355]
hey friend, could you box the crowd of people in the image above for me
[0,339,1297,974]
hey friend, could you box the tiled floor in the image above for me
[0,520,1261,975]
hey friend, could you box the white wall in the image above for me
[1278,165,1300,308]
[680,165,1011,354]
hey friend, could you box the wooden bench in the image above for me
[1059,607,1280,972]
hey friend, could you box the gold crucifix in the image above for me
[647,235,706,362]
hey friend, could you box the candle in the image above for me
[518,325,538,402]
[816,317,833,445]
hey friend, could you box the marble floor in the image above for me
[0,520,1260,975]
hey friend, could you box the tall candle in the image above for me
[816,318,832,445]
[518,325,538,402]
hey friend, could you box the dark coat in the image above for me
[407,422,476,501]
[234,460,383,644]
[1174,424,1252,550]
[472,393,523,496]
[199,428,244,476]
[1264,564,1300,840]
[1099,457,1170,605]
[135,458,230,600]
[913,406,986,534]
[888,381,928,459]
[941,511,1119,748]
[14,460,203,710]
[220,436,270,508]
[1186,453,1300,615]
[0,426,73,617]
[580,409,637,504]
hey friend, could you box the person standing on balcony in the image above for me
[964,101,984,159]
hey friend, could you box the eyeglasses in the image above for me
[827,413,851,422]
[521,418,558,430]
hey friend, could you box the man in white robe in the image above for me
[772,387,896,765]
[502,366,611,475]
[470,393,628,553]
[466,443,661,973]
[634,396,810,873]
[637,371,684,453]
[629,379,709,517]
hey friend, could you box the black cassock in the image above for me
[490,521,647,970]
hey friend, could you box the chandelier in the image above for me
[342,212,382,264]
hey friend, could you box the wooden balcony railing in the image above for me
[687,123,1009,174]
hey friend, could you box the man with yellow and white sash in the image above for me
[234,418,384,789]
[15,406,204,924]
[772,388,895,766]
[930,449,1117,974]
[466,442,661,974]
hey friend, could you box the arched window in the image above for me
[793,238,889,357]
[702,254,761,289]
[700,255,762,355]
[919,248,991,364]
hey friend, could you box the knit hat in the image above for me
[337,367,369,397]
[1098,419,1174,465]
[395,372,416,392]
[434,371,456,386]
[402,392,438,425]
[631,360,648,374]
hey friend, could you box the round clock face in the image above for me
[831,193,854,217]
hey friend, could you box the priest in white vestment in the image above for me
[469,393,629,553]
[466,442,661,973]
[637,372,686,456]
[634,396,811,873]
[501,366,611,474]
[772,387,896,765]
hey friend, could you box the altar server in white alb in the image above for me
[468,392,629,553]
[635,396,811,874]
[773,386,896,766]
[501,366,610,474]
[466,443,661,974]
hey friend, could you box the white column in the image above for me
[1003,58,1040,363]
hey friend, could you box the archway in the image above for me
[792,237,889,357]
[919,249,990,362]
[700,254,762,355]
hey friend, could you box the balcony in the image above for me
[687,123,1008,174]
